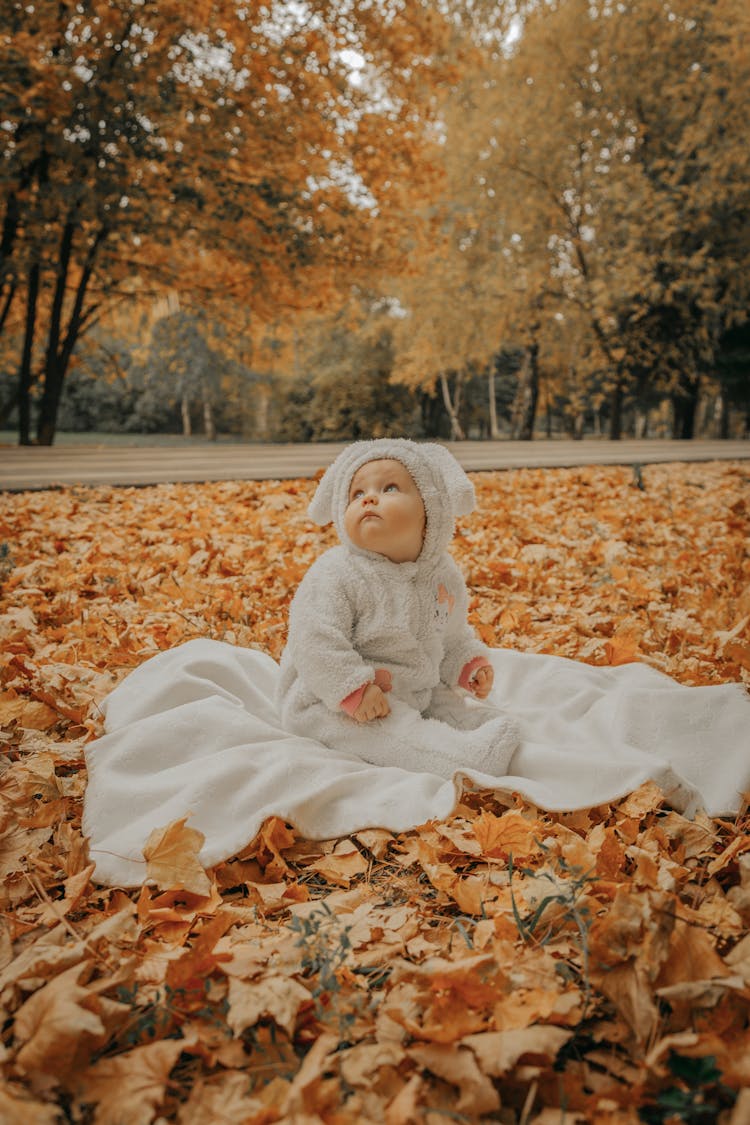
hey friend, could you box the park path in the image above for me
[1,437,749,491]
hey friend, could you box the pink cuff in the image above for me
[459,656,492,691]
[340,683,368,716]
[340,668,393,715]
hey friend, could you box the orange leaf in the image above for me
[472,811,538,859]
[725,639,750,671]
[142,817,212,896]
[244,815,298,879]
[74,1037,191,1124]
[14,962,107,1086]
[165,910,235,996]
[307,839,368,886]
[0,690,58,730]
[604,632,641,666]
[595,828,627,880]
[0,1082,61,1123]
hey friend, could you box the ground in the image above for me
[0,460,749,1123]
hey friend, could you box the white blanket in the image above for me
[82,639,750,886]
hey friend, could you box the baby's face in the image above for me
[343,459,426,563]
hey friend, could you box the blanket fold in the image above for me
[82,639,750,886]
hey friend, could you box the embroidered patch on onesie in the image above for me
[434,583,455,627]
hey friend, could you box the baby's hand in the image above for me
[469,665,494,699]
[353,683,391,723]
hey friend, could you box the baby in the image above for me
[277,438,520,780]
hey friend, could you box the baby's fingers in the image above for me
[473,667,494,696]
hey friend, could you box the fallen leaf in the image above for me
[226,973,311,1038]
[408,1041,500,1115]
[13,962,107,1087]
[473,810,540,858]
[74,1037,191,1125]
[142,817,212,896]
[462,1025,571,1076]
[306,839,369,886]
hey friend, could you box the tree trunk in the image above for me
[512,343,539,441]
[36,357,65,446]
[18,261,40,445]
[36,217,74,445]
[634,407,648,439]
[0,388,19,429]
[0,189,20,342]
[0,281,15,338]
[36,221,106,445]
[609,374,623,440]
[420,391,444,438]
[181,395,192,436]
[717,393,730,439]
[439,371,465,441]
[671,376,699,439]
[203,394,216,441]
[487,358,500,439]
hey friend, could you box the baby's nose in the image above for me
[362,493,378,505]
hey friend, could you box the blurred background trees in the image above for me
[1,0,748,444]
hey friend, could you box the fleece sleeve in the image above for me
[438,556,491,687]
[284,555,376,713]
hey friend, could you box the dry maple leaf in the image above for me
[12,961,109,1088]
[604,630,642,666]
[0,1083,61,1125]
[461,1025,572,1076]
[472,809,540,858]
[142,817,212,896]
[226,973,311,1039]
[306,839,369,887]
[408,1041,500,1115]
[73,1036,193,1125]
[0,690,59,730]
[174,1070,280,1124]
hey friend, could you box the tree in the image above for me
[385,0,748,441]
[0,0,453,443]
[474,0,750,437]
[272,292,419,441]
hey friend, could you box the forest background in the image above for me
[1,0,749,450]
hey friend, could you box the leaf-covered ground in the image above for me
[1,459,749,1124]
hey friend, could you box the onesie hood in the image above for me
[307,438,475,564]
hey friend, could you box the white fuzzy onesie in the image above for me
[277,439,520,779]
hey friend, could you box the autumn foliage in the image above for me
[1,460,749,1121]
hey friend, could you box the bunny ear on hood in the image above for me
[307,439,476,562]
[307,458,343,527]
[425,442,475,517]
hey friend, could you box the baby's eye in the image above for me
[384,483,399,493]
[350,489,364,501]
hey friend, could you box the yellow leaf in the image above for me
[307,839,369,886]
[14,962,106,1086]
[472,810,539,858]
[227,974,311,1038]
[604,631,641,666]
[462,1026,572,1076]
[408,1042,500,1115]
[74,1038,190,1125]
[142,817,212,895]
[0,1083,60,1125]
[0,690,58,730]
